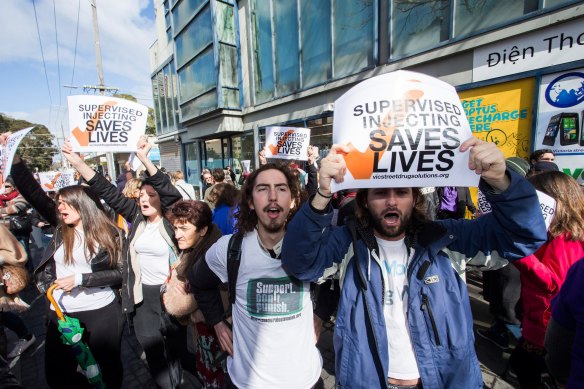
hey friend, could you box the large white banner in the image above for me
[331,70,479,192]
[0,127,34,193]
[68,95,148,152]
[38,171,76,192]
[264,126,311,161]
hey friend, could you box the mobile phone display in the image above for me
[560,113,579,146]
[543,114,561,146]
[580,111,584,147]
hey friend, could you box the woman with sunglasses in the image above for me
[62,136,184,389]
[7,151,124,389]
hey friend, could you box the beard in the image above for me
[370,209,412,240]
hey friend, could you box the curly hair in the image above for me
[235,163,300,234]
[166,200,212,230]
[208,182,239,207]
[528,171,584,241]
[353,187,429,236]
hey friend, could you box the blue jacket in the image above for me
[282,171,547,389]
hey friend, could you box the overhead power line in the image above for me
[32,0,53,117]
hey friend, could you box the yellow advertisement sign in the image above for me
[459,78,535,159]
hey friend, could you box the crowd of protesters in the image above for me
[0,129,583,389]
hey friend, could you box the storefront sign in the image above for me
[459,79,535,159]
[473,18,584,82]
[534,69,584,182]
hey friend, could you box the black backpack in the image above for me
[226,233,244,305]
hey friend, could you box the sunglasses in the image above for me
[4,185,13,189]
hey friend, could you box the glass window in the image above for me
[178,47,215,103]
[158,72,168,132]
[273,0,300,96]
[544,0,576,7]
[165,11,171,30]
[230,132,255,175]
[251,0,275,103]
[307,116,333,160]
[219,45,239,89]
[391,0,450,58]
[333,0,375,78]
[454,0,536,37]
[180,90,217,122]
[151,76,162,134]
[300,0,331,88]
[183,141,201,194]
[204,139,225,170]
[173,0,207,33]
[216,2,236,45]
[170,61,180,125]
[175,5,212,68]
[162,65,174,131]
[222,88,240,108]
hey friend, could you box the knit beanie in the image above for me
[505,157,530,177]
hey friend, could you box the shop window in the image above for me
[204,139,225,170]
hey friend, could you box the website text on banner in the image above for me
[0,127,34,193]
[68,95,148,153]
[38,171,76,192]
[331,70,480,193]
[264,126,311,161]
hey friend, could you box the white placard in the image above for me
[264,126,311,161]
[0,127,34,193]
[477,189,556,230]
[241,160,251,174]
[67,95,148,152]
[38,171,76,192]
[331,70,479,192]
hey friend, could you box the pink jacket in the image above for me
[514,233,584,347]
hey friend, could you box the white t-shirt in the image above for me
[52,230,115,313]
[206,230,322,389]
[134,220,170,285]
[376,237,420,380]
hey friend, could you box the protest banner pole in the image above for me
[90,0,117,180]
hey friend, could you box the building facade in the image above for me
[150,0,584,191]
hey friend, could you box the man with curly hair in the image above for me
[192,163,323,389]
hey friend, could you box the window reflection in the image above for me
[454,0,537,37]
[274,0,300,95]
[180,90,217,122]
[300,0,331,88]
[334,0,375,77]
[172,0,207,33]
[178,48,215,103]
[175,5,212,68]
[391,0,450,58]
[251,0,275,103]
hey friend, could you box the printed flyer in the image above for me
[264,126,311,161]
[0,127,34,193]
[38,171,76,192]
[331,70,479,192]
[68,95,148,152]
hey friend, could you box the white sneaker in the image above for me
[7,335,36,358]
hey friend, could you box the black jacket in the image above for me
[87,169,181,314]
[11,162,122,294]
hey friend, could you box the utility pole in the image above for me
[90,0,117,180]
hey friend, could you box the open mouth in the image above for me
[383,211,400,226]
[265,205,283,220]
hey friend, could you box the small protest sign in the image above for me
[0,127,34,193]
[68,95,148,152]
[477,189,556,230]
[331,70,479,192]
[241,160,251,174]
[264,127,311,161]
[38,171,76,192]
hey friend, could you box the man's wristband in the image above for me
[316,188,332,199]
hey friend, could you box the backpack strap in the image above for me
[227,233,244,305]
